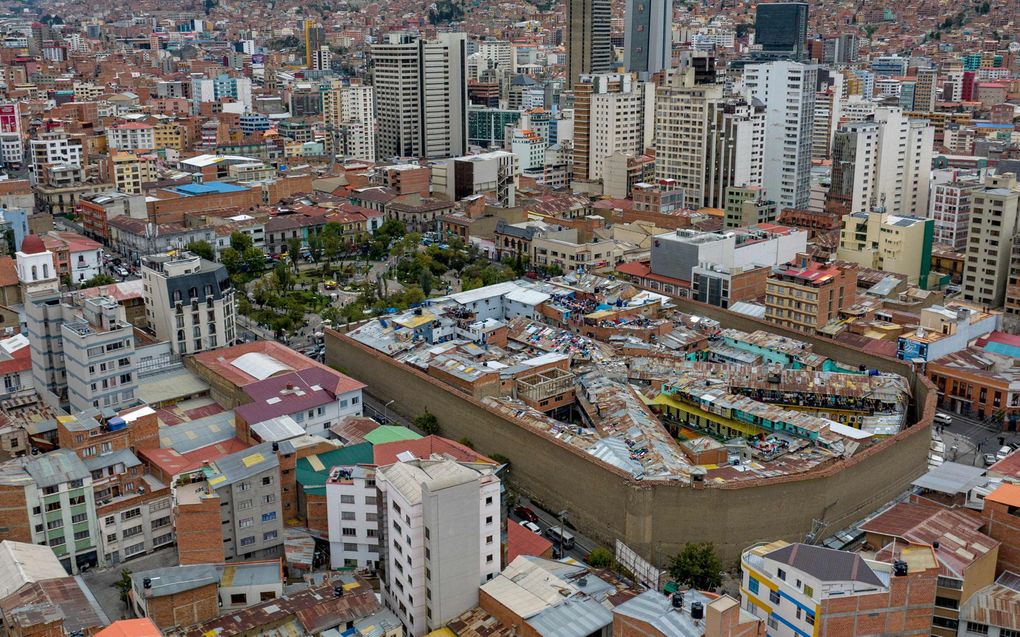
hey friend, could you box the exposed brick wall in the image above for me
[326,317,935,562]
[0,484,31,542]
[144,583,218,631]
[175,495,224,565]
[819,569,937,636]
[306,493,328,536]
[981,500,1020,575]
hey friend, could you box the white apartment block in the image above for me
[827,107,933,217]
[589,80,653,182]
[372,33,467,160]
[377,458,501,636]
[930,181,979,251]
[322,84,376,162]
[962,172,1020,308]
[107,123,155,152]
[654,67,725,208]
[141,251,236,356]
[326,465,380,570]
[29,133,82,183]
[744,61,817,210]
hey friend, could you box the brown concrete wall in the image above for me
[326,287,936,563]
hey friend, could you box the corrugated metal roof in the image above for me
[204,442,278,487]
[25,449,90,488]
[0,541,68,599]
[131,564,218,598]
[911,461,987,495]
[525,597,612,637]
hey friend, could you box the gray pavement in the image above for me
[934,409,1020,466]
[80,545,179,621]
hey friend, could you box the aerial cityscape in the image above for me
[0,0,1018,635]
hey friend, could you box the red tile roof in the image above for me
[506,519,553,563]
[372,435,495,466]
[138,437,251,478]
[0,341,32,375]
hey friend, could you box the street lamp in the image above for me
[556,509,568,558]
[383,399,395,423]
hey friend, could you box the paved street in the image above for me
[80,545,179,621]
[934,409,1020,466]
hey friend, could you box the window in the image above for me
[933,617,959,629]
[262,476,272,486]
[239,481,251,491]
[123,525,143,538]
[777,568,786,581]
[261,511,277,523]
[71,513,87,524]
[151,517,171,529]
[260,591,275,602]
[238,499,253,510]
[935,596,960,610]
[485,496,493,506]
[240,536,255,546]
[485,516,493,525]
[803,584,813,597]
[966,622,989,635]
[153,533,173,546]
[748,577,760,595]
[230,594,247,605]
[769,590,780,604]
[262,494,275,505]
[341,511,356,521]
[69,479,84,489]
[806,612,815,626]
[46,519,63,530]
[49,535,65,547]
[340,495,355,504]
[121,508,141,521]
[263,530,278,541]
[239,517,254,529]
[74,530,89,541]
[342,528,357,537]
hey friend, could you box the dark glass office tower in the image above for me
[754,2,808,61]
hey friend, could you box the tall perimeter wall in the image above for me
[325,297,935,563]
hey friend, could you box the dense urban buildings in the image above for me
[2,0,1020,635]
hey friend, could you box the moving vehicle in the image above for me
[513,506,539,523]
[934,413,953,427]
[519,521,541,534]
[544,525,575,549]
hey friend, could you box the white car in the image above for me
[519,521,541,534]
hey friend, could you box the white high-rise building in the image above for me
[962,173,1020,308]
[827,107,933,217]
[929,180,979,251]
[323,84,376,162]
[377,458,501,636]
[588,76,653,182]
[371,33,467,160]
[812,70,844,160]
[326,464,381,571]
[654,67,763,209]
[744,61,817,210]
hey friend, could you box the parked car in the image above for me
[513,506,539,523]
[997,445,1013,461]
[984,454,998,467]
[519,521,541,534]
